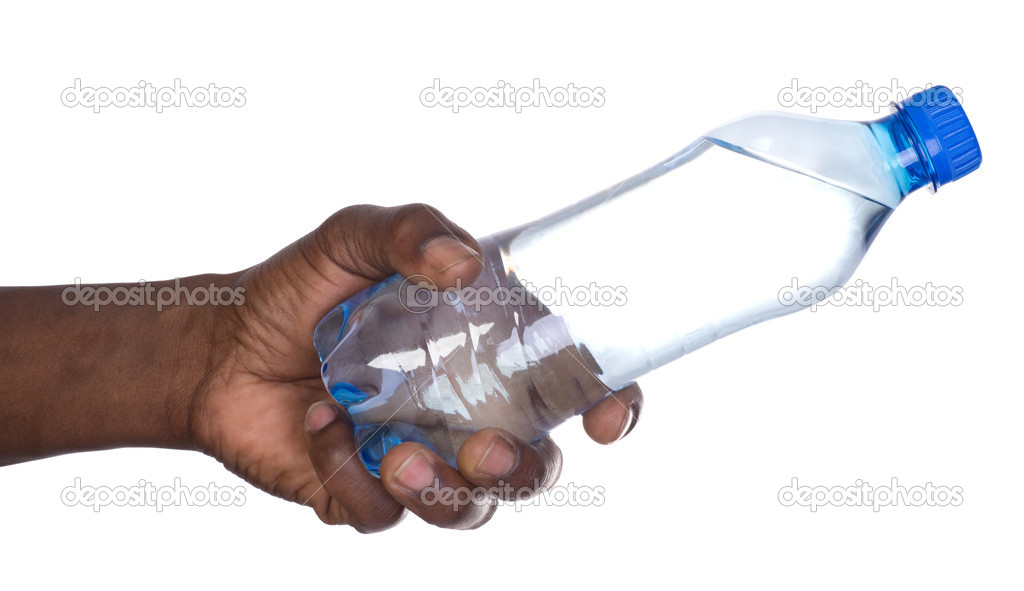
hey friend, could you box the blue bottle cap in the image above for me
[894,85,982,188]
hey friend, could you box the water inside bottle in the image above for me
[318,117,896,473]
[497,128,894,391]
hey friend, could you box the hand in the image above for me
[189,204,644,532]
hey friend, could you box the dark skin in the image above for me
[0,204,643,532]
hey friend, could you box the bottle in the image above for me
[314,85,982,476]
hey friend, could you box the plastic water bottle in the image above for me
[314,85,982,476]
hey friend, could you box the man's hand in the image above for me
[0,204,643,533]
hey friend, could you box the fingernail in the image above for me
[620,401,641,440]
[305,401,338,433]
[422,236,479,273]
[475,435,518,478]
[393,450,436,492]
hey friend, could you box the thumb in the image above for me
[240,203,483,366]
[309,203,483,292]
[295,203,482,327]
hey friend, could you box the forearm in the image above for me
[0,275,229,465]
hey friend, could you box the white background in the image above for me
[1,1,1019,589]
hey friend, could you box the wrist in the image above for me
[159,277,223,451]
[0,275,233,464]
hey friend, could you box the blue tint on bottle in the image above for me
[355,423,437,478]
[329,382,368,407]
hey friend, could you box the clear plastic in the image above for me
[314,108,946,475]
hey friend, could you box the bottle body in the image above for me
[494,121,898,392]
[314,236,606,474]
[314,87,980,475]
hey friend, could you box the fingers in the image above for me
[456,429,562,497]
[581,382,643,444]
[305,388,632,532]
[310,203,483,293]
[375,429,561,529]
[370,386,635,532]
[303,401,406,533]
[379,443,498,530]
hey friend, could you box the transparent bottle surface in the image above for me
[315,237,606,474]
[314,91,980,475]
[497,116,899,392]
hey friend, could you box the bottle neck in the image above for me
[869,111,936,199]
